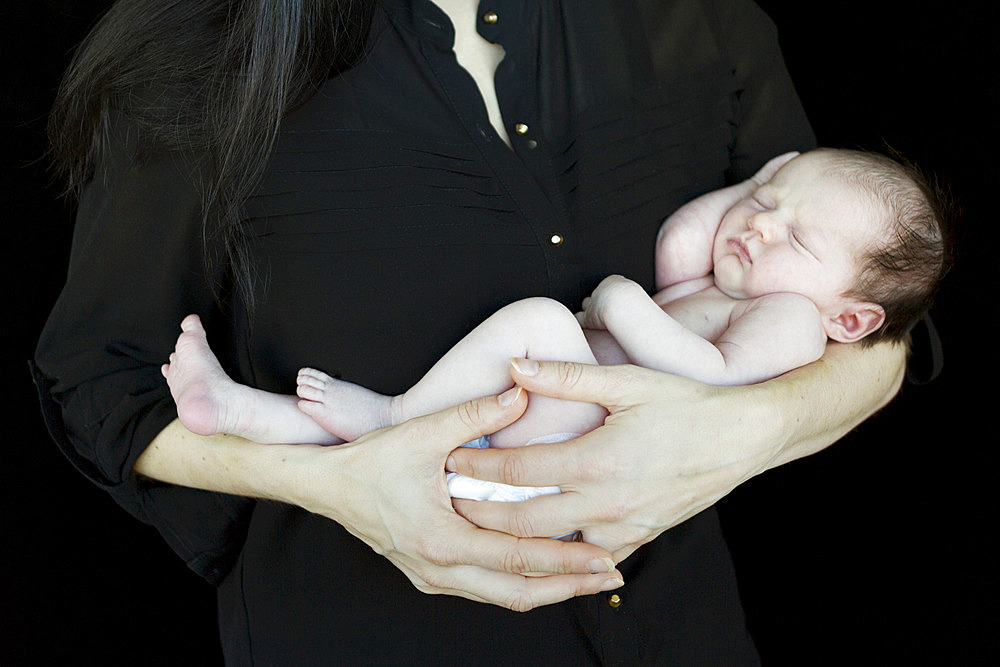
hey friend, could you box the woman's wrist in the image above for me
[280,440,370,524]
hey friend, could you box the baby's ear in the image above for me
[823,301,886,343]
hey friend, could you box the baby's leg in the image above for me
[423,297,608,447]
[163,315,340,445]
[298,297,607,448]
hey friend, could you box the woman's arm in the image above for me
[134,389,625,610]
[447,341,906,561]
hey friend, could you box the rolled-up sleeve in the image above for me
[33,118,252,584]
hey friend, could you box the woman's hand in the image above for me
[138,388,624,611]
[450,363,774,560]
[447,346,904,562]
[287,386,624,610]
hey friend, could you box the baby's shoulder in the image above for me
[733,293,826,345]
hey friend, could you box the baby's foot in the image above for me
[162,315,248,437]
[296,368,396,441]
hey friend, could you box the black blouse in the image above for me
[34,0,814,663]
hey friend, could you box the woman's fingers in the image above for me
[398,393,623,577]
[447,512,615,574]
[425,567,624,612]
[304,387,625,612]
[509,356,651,407]
[400,385,528,455]
[445,360,760,560]
[394,555,622,612]
[386,513,623,610]
[446,360,663,488]
[446,432,597,489]
[451,491,587,542]
[388,513,623,611]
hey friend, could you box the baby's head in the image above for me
[713,148,950,346]
[815,148,951,346]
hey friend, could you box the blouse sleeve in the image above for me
[32,116,252,584]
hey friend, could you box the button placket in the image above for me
[481,6,543,156]
[470,2,569,293]
[513,122,538,150]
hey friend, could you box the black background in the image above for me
[2,2,996,664]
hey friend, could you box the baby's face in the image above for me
[712,152,881,316]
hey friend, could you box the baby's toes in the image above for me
[296,398,325,420]
[298,367,333,383]
[296,382,325,402]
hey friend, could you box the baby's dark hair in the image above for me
[820,148,952,347]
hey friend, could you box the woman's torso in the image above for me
[218,0,806,662]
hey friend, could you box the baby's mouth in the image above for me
[727,238,752,264]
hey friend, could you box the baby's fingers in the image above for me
[751,151,799,185]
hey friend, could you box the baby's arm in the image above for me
[580,276,826,386]
[655,152,798,290]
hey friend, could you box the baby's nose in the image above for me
[747,213,781,243]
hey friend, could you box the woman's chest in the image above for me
[238,7,743,392]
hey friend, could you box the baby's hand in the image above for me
[577,275,644,330]
[751,151,799,186]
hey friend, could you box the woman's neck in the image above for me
[431,0,511,147]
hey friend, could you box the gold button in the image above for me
[483,11,498,24]
[549,233,564,245]
[514,123,529,135]
[608,593,622,608]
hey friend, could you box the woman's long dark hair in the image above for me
[49,0,375,312]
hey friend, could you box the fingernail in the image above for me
[498,385,522,406]
[599,578,624,591]
[446,455,456,472]
[588,557,615,573]
[511,357,539,376]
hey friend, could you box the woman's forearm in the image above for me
[751,339,906,470]
[134,418,324,504]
